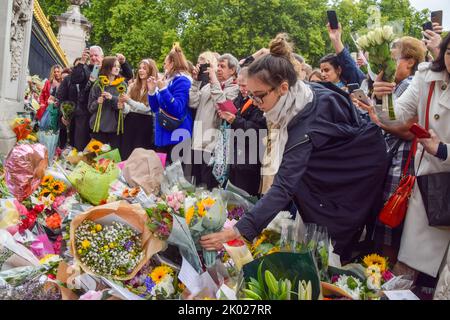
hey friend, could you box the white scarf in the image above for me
[260,80,314,194]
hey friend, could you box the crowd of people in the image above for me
[34,19,450,297]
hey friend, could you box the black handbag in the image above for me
[157,108,186,131]
[416,81,450,227]
[417,172,450,227]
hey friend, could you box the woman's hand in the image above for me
[147,77,157,93]
[119,93,129,104]
[61,117,70,127]
[97,96,104,104]
[418,129,441,156]
[423,30,442,58]
[218,110,236,124]
[208,67,219,84]
[102,91,113,100]
[352,97,381,126]
[432,22,443,34]
[157,78,167,90]
[192,64,200,81]
[47,95,56,105]
[200,228,240,251]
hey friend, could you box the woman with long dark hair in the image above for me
[87,56,126,151]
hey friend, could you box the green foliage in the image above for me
[40,0,430,69]
[38,0,71,33]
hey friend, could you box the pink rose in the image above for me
[13,200,28,217]
[79,290,103,300]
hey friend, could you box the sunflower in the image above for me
[86,139,103,153]
[99,76,110,86]
[116,83,127,94]
[185,206,195,225]
[41,175,54,186]
[110,77,125,86]
[252,233,267,250]
[150,266,173,284]
[49,180,66,195]
[39,188,53,198]
[363,254,388,272]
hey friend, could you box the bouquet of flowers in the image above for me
[145,201,174,241]
[123,259,183,299]
[356,25,397,119]
[70,201,166,280]
[74,219,144,278]
[37,131,59,165]
[184,191,227,268]
[60,101,75,145]
[68,159,119,205]
[11,118,33,141]
[93,76,126,134]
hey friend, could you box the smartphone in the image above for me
[347,83,360,94]
[198,63,210,83]
[422,21,433,31]
[90,64,100,79]
[352,89,371,105]
[327,10,339,30]
[431,10,443,26]
[409,123,431,139]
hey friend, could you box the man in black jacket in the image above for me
[71,46,133,151]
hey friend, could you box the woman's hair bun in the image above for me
[269,33,293,58]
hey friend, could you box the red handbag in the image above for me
[378,81,435,228]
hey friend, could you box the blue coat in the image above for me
[148,75,193,147]
[336,47,366,86]
[235,82,388,260]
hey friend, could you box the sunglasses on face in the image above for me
[248,87,275,104]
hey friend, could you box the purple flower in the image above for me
[144,276,155,293]
[124,240,133,251]
[331,275,340,283]
[228,206,245,220]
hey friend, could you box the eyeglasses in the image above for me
[248,87,275,104]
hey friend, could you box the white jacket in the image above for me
[381,62,450,277]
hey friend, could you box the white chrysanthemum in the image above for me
[335,275,362,300]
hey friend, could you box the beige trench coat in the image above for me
[384,62,450,277]
[189,77,239,153]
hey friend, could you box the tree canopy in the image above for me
[41,0,429,70]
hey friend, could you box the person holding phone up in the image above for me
[319,13,366,89]
[369,33,450,289]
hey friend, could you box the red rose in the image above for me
[226,239,245,247]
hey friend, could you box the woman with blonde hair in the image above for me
[37,64,62,120]
[119,58,158,159]
[147,43,193,164]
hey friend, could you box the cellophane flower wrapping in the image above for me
[68,161,119,205]
[69,201,166,281]
[37,131,59,165]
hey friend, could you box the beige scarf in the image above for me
[260,81,314,194]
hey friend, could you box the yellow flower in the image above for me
[185,206,195,225]
[252,234,267,250]
[49,180,66,195]
[39,188,53,198]
[95,224,102,232]
[41,175,54,186]
[110,77,125,86]
[197,202,206,217]
[363,254,387,272]
[99,76,110,86]
[116,83,127,94]
[202,198,215,208]
[26,134,37,142]
[81,239,91,249]
[86,139,103,154]
[150,266,173,284]
[39,254,58,265]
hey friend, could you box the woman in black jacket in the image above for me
[201,34,388,262]
[218,67,266,197]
